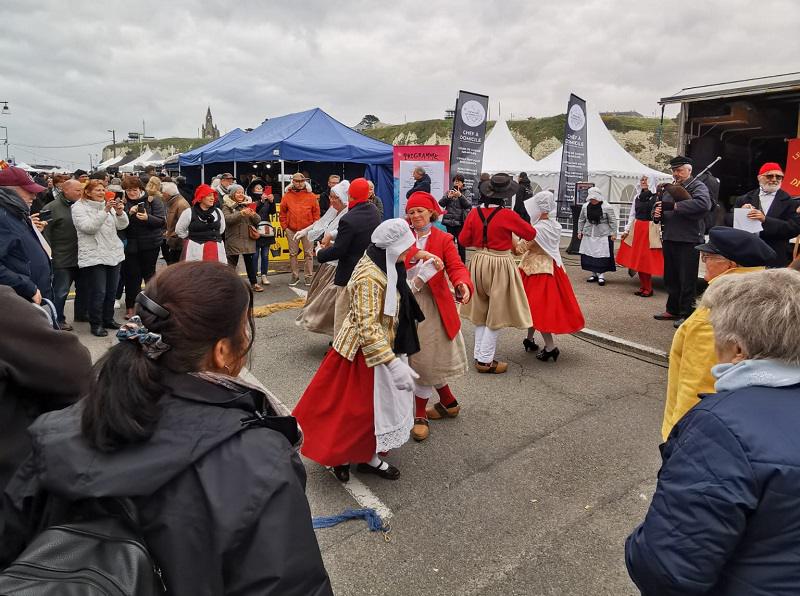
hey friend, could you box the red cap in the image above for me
[405,191,444,214]
[348,178,370,201]
[0,166,46,193]
[193,184,217,205]
[759,162,783,176]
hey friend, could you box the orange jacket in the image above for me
[279,190,320,232]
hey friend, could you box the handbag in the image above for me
[248,225,260,240]
[648,221,662,249]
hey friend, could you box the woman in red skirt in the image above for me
[292,219,425,483]
[616,176,664,297]
[518,191,585,361]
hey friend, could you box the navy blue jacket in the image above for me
[0,189,52,301]
[626,383,800,595]
[317,201,381,286]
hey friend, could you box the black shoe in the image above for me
[653,312,679,321]
[103,319,122,329]
[74,315,89,322]
[673,317,686,329]
[597,278,606,286]
[586,275,598,283]
[523,338,539,352]
[356,461,400,480]
[536,347,560,362]
[332,465,350,483]
[91,326,108,337]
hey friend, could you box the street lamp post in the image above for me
[108,129,116,157]
[0,126,8,161]
[0,102,9,115]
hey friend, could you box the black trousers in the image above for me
[227,253,257,284]
[662,240,699,317]
[446,225,466,262]
[123,247,160,308]
[84,264,120,326]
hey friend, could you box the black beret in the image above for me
[695,226,776,267]
[669,155,693,169]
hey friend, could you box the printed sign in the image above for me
[449,90,489,205]
[392,145,450,217]
[557,94,589,218]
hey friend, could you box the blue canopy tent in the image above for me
[199,108,394,218]
[178,128,247,183]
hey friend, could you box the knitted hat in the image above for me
[193,184,217,205]
[371,219,416,316]
[405,191,444,214]
[758,162,783,176]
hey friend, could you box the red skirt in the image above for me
[616,219,664,276]
[292,349,376,467]
[520,263,585,334]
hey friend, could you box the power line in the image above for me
[10,139,109,149]
[11,146,84,167]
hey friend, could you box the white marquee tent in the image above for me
[118,150,164,173]
[96,154,126,170]
[481,119,539,175]
[526,108,671,208]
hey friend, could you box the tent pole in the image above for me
[201,163,205,184]
[280,159,285,194]
[234,161,237,179]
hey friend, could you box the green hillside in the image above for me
[363,114,679,171]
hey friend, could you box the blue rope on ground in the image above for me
[312,508,386,532]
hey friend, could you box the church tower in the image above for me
[201,107,220,139]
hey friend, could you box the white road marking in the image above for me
[239,367,394,522]
[289,286,308,299]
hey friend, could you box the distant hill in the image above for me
[102,137,207,162]
[361,114,678,171]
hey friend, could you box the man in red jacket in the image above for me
[280,173,320,286]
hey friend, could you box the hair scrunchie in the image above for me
[116,316,171,360]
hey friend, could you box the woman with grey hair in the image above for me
[627,268,800,595]
[221,184,262,292]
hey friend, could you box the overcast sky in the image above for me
[2,0,795,169]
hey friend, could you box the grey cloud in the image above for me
[1,0,795,168]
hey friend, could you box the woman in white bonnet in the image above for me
[518,191,585,361]
[577,187,617,286]
[292,219,426,483]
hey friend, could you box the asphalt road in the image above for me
[73,265,668,596]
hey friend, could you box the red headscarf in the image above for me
[348,178,370,207]
[193,184,217,205]
[405,191,444,214]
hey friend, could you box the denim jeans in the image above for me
[52,266,87,323]
[83,264,121,326]
[253,243,270,275]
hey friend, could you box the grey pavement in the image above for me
[67,264,669,595]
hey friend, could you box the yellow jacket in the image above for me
[332,254,399,367]
[661,266,764,440]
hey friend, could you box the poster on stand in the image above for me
[782,138,800,196]
[557,94,588,218]
[449,90,489,205]
[393,145,450,217]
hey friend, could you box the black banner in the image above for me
[557,94,588,218]
[449,90,489,205]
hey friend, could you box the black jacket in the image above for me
[406,173,431,199]
[124,193,167,253]
[0,372,332,596]
[512,184,533,223]
[0,188,52,301]
[633,190,657,221]
[0,286,90,493]
[729,188,800,267]
[440,189,472,228]
[655,177,711,243]
[317,201,381,286]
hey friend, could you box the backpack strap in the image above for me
[476,206,502,248]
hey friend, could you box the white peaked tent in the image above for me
[119,150,164,173]
[527,108,671,206]
[96,154,126,170]
[481,119,539,175]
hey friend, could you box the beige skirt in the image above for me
[461,249,532,330]
[409,284,468,386]
[296,262,337,335]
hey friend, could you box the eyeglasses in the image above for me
[700,253,728,263]
[763,174,784,180]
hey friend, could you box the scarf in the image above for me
[366,244,424,357]
[586,201,604,225]
[524,192,563,268]
[712,359,800,393]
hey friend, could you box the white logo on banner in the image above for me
[461,100,486,128]
[567,104,586,131]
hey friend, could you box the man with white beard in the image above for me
[732,162,800,268]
